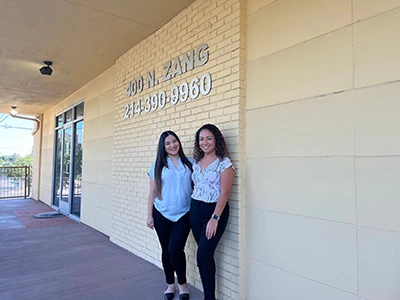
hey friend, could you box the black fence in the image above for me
[0,166,31,199]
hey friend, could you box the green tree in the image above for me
[0,153,32,177]
[14,154,33,167]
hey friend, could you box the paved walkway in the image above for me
[0,198,204,300]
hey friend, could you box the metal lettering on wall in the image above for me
[123,43,212,119]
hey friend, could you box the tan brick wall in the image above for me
[113,0,245,298]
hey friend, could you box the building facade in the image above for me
[31,0,400,299]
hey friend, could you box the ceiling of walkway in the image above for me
[0,0,195,115]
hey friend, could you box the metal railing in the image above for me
[0,166,31,199]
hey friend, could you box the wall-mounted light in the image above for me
[10,106,18,116]
[9,106,41,135]
[39,61,53,76]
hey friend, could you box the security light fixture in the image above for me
[9,106,41,135]
[10,106,18,116]
[39,61,53,76]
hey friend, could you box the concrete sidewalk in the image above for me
[0,198,204,300]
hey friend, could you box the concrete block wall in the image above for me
[80,67,115,236]
[38,67,115,237]
[39,109,57,205]
[113,0,245,298]
[246,0,400,299]
[31,120,42,200]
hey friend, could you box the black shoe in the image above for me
[163,292,174,300]
[179,293,190,300]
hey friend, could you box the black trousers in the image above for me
[190,199,229,300]
[153,207,191,285]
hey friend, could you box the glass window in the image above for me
[75,103,84,119]
[56,115,63,127]
[65,110,73,123]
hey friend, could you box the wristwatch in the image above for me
[211,213,220,221]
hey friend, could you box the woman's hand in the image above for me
[147,178,156,230]
[206,218,218,239]
[147,216,154,229]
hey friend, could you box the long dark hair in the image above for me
[193,124,230,161]
[154,131,193,199]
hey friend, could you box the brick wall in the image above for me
[112,0,245,299]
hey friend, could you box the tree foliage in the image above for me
[0,153,32,167]
[0,153,32,177]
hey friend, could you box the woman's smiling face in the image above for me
[199,129,215,155]
[164,134,180,157]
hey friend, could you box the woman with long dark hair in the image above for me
[147,130,193,300]
[190,124,235,300]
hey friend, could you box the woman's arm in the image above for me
[205,166,234,239]
[147,177,157,229]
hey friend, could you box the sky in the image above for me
[0,114,34,156]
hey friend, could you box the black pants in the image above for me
[153,207,191,285]
[190,199,229,300]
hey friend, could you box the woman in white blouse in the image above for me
[190,124,235,300]
[147,131,193,300]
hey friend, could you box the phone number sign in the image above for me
[123,43,212,119]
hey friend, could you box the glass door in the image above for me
[59,126,72,214]
[52,102,84,217]
[54,129,62,208]
[71,121,83,217]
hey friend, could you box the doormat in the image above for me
[33,212,66,219]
